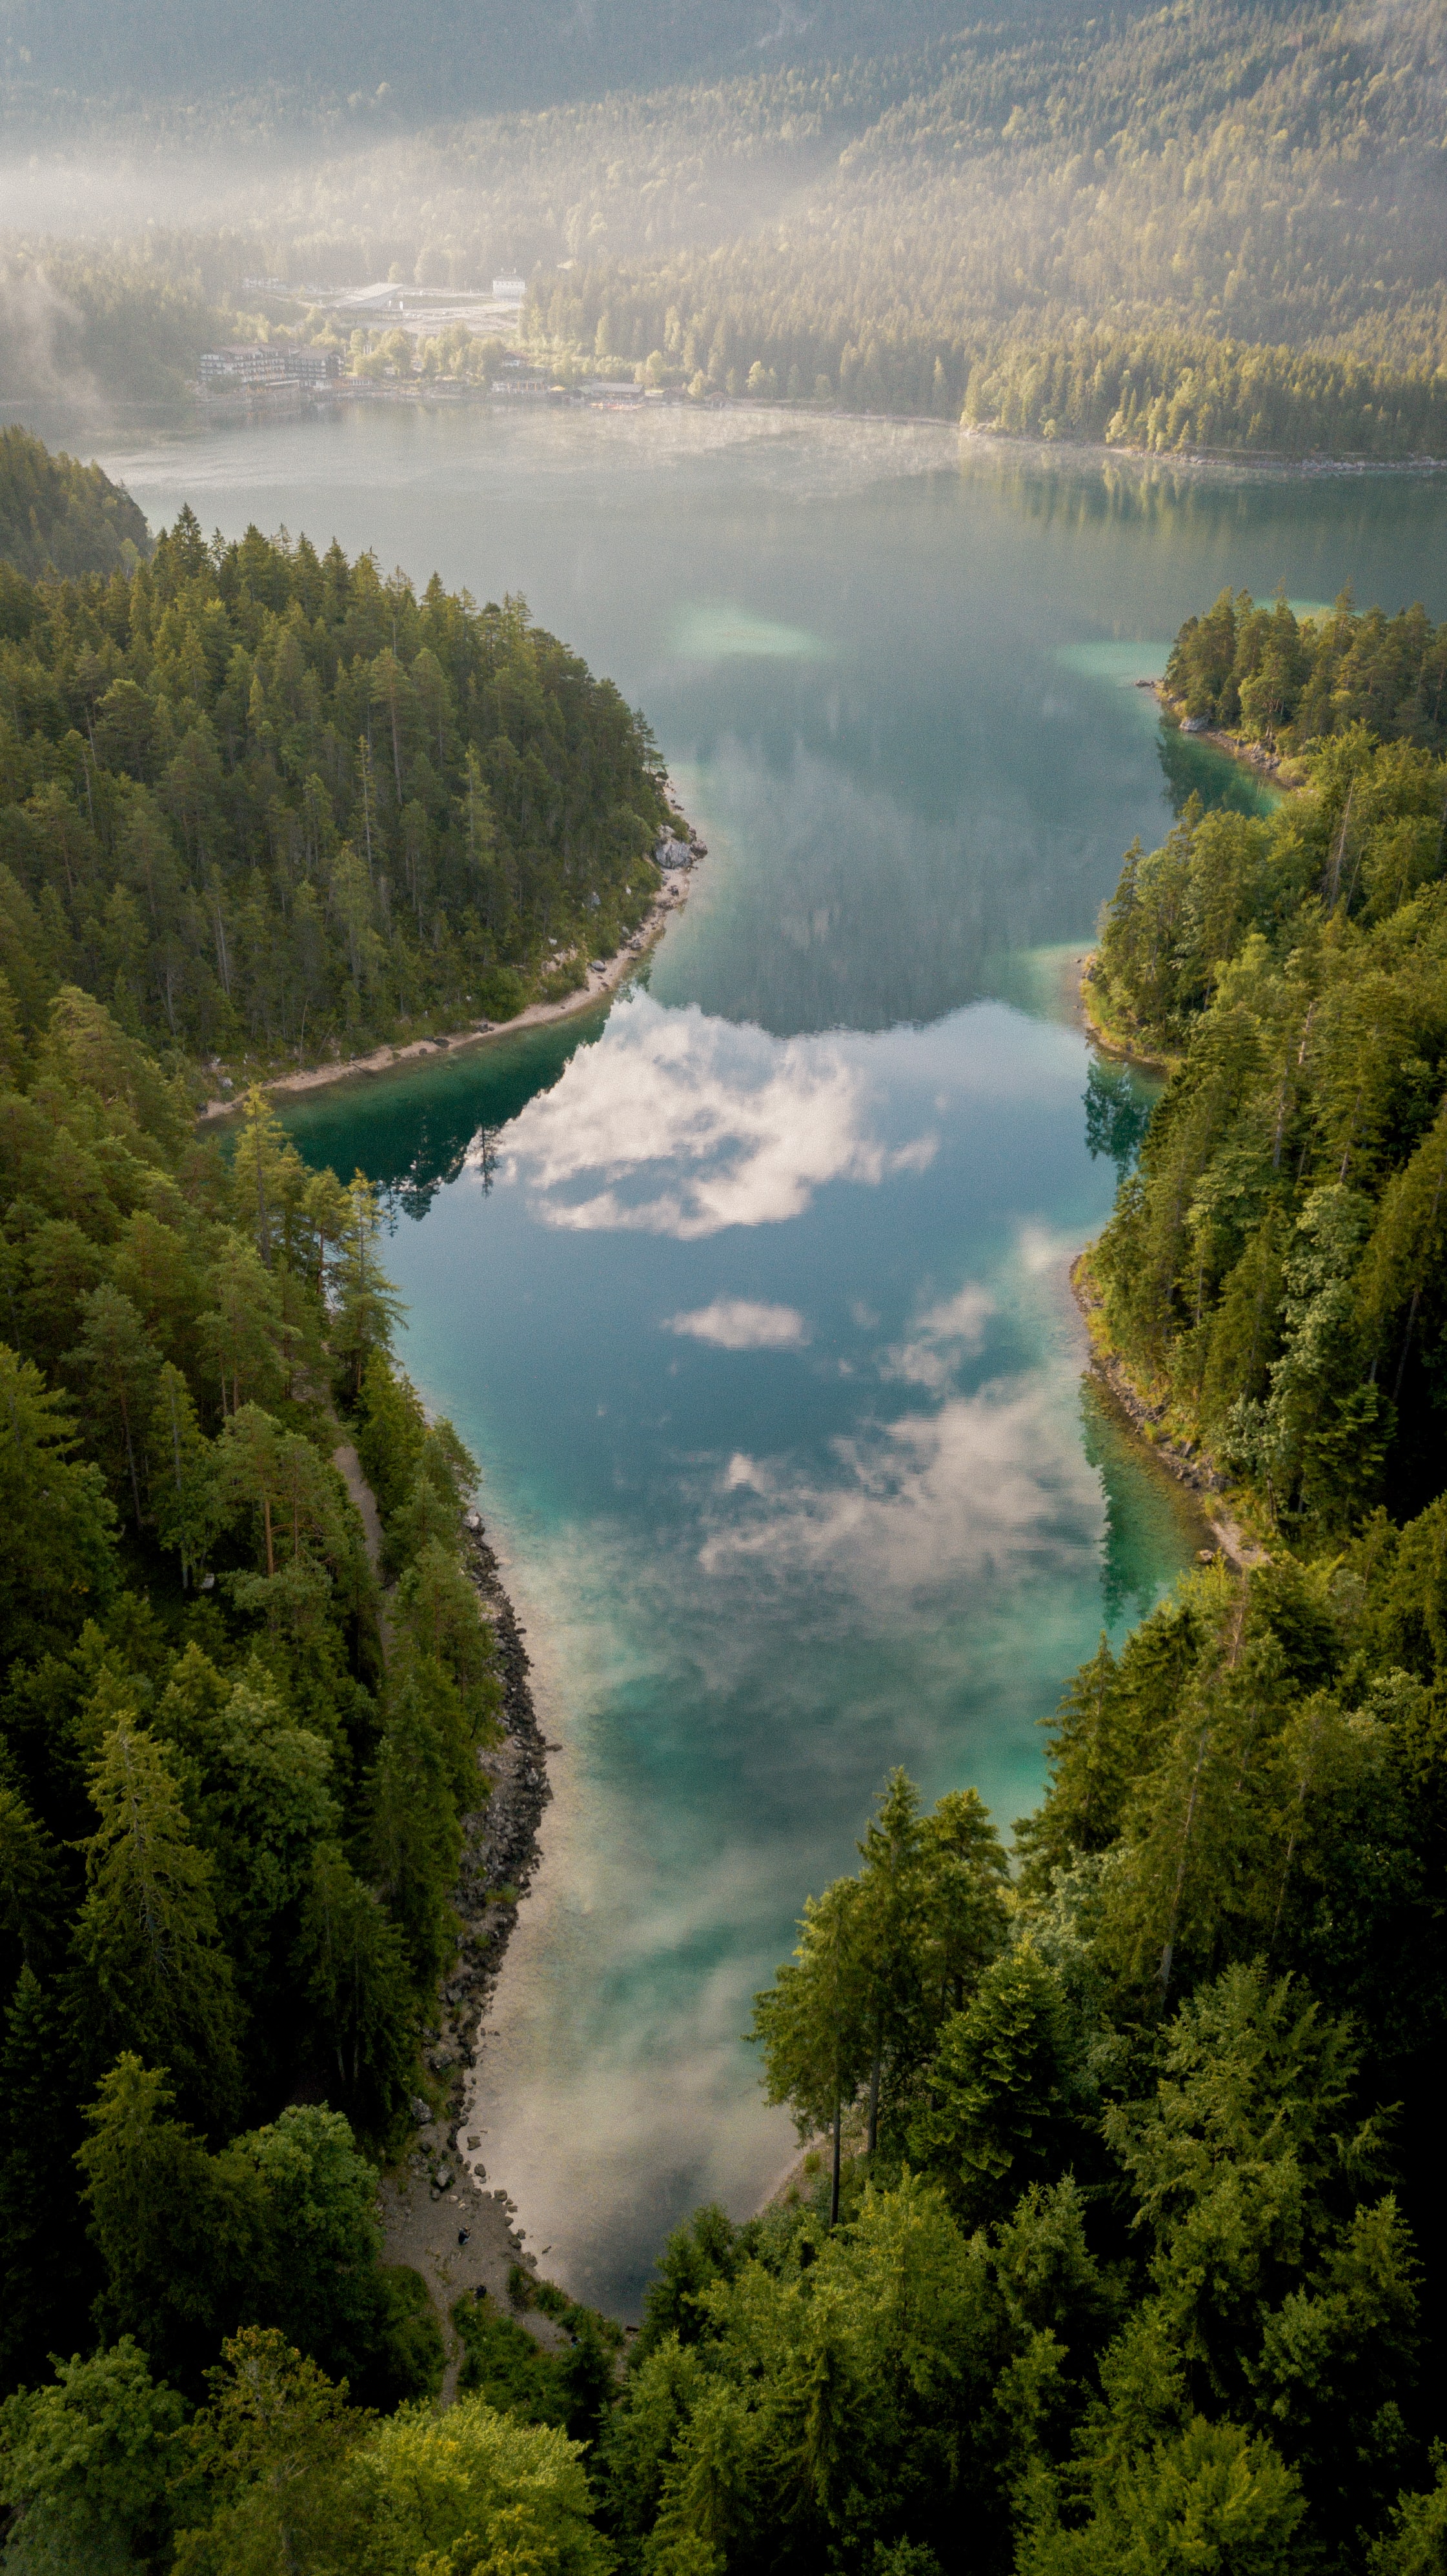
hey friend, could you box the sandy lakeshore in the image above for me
[197,857,699,1123]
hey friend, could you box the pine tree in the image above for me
[150,1361,221,1589]
[362,1673,462,1995]
[853,1769,929,2154]
[751,1873,871,2226]
[201,1241,287,1417]
[71,1721,242,2125]
[63,1282,160,1530]
[330,1176,405,1401]
[909,1940,1073,2228]
[293,1843,414,2135]
[0,1343,117,1669]
[76,2053,261,2388]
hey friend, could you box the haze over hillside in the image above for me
[0,0,1442,453]
[0,0,1015,123]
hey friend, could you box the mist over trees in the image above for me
[0,0,1444,454]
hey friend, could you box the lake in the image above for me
[108,407,1447,2313]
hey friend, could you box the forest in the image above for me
[0,423,149,580]
[0,469,668,1069]
[0,490,1442,2562]
[1,0,1446,457]
[1086,595,1447,1533]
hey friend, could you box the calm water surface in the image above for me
[108,410,1447,2310]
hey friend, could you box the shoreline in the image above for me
[1077,954,1177,1072]
[154,390,1447,480]
[196,851,700,1123]
[1148,679,1300,794]
[1069,1250,1264,1569]
[379,1509,558,2390]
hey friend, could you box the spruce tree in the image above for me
[71,1720,242,2126]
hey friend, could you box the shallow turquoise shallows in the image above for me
[108,409,1447,2311]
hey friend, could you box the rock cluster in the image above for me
[654,826,708,872]
[423,1513,552,2194]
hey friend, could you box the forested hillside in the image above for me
[0,995,534,2531]
[0,510,667,1069]
[0,576,1444,2568]
[2,0,1446,455]
[647,1534,1447,2576]
[0,423,148,579]
[1086,595,1447,1533]
[0,0,953,123]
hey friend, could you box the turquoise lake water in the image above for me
[108,410,1447,2311]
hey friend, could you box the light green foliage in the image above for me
[1022,2413,1304,2576]
[0,2337,185,2575]
[0,427,150,580]
[1368,2453,1447,2576]
[1166,594,1447,753]
[171,2328,367,2576]
[348,2395,610,2576]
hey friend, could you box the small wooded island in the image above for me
[0,437,1444,2573]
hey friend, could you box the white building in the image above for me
[491,277,527,304]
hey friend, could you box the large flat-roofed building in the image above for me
[198,345,342,392]
[491,277,527,303]
[199,345,289,386]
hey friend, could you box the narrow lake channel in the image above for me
[108,408,1447,2313]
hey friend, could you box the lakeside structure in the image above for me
[197,342,344,402]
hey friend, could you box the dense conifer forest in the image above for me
[2,465,1447,2561]
[0,508,667,1069]
[0,426,150,581]
[1088,597,1447,1531]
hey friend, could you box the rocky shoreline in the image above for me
[1144,678,1299,792]
[430,1515,552,2200]
[378,1512,558,2380]
[1070,1252,1264,1569]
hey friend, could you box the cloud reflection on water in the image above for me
[498,992,936,1237]
[703,1374,1098,1601]
[665,1297,812,1349]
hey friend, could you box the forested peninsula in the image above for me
[0,467,669,1073]
[3,448,1447,2571]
